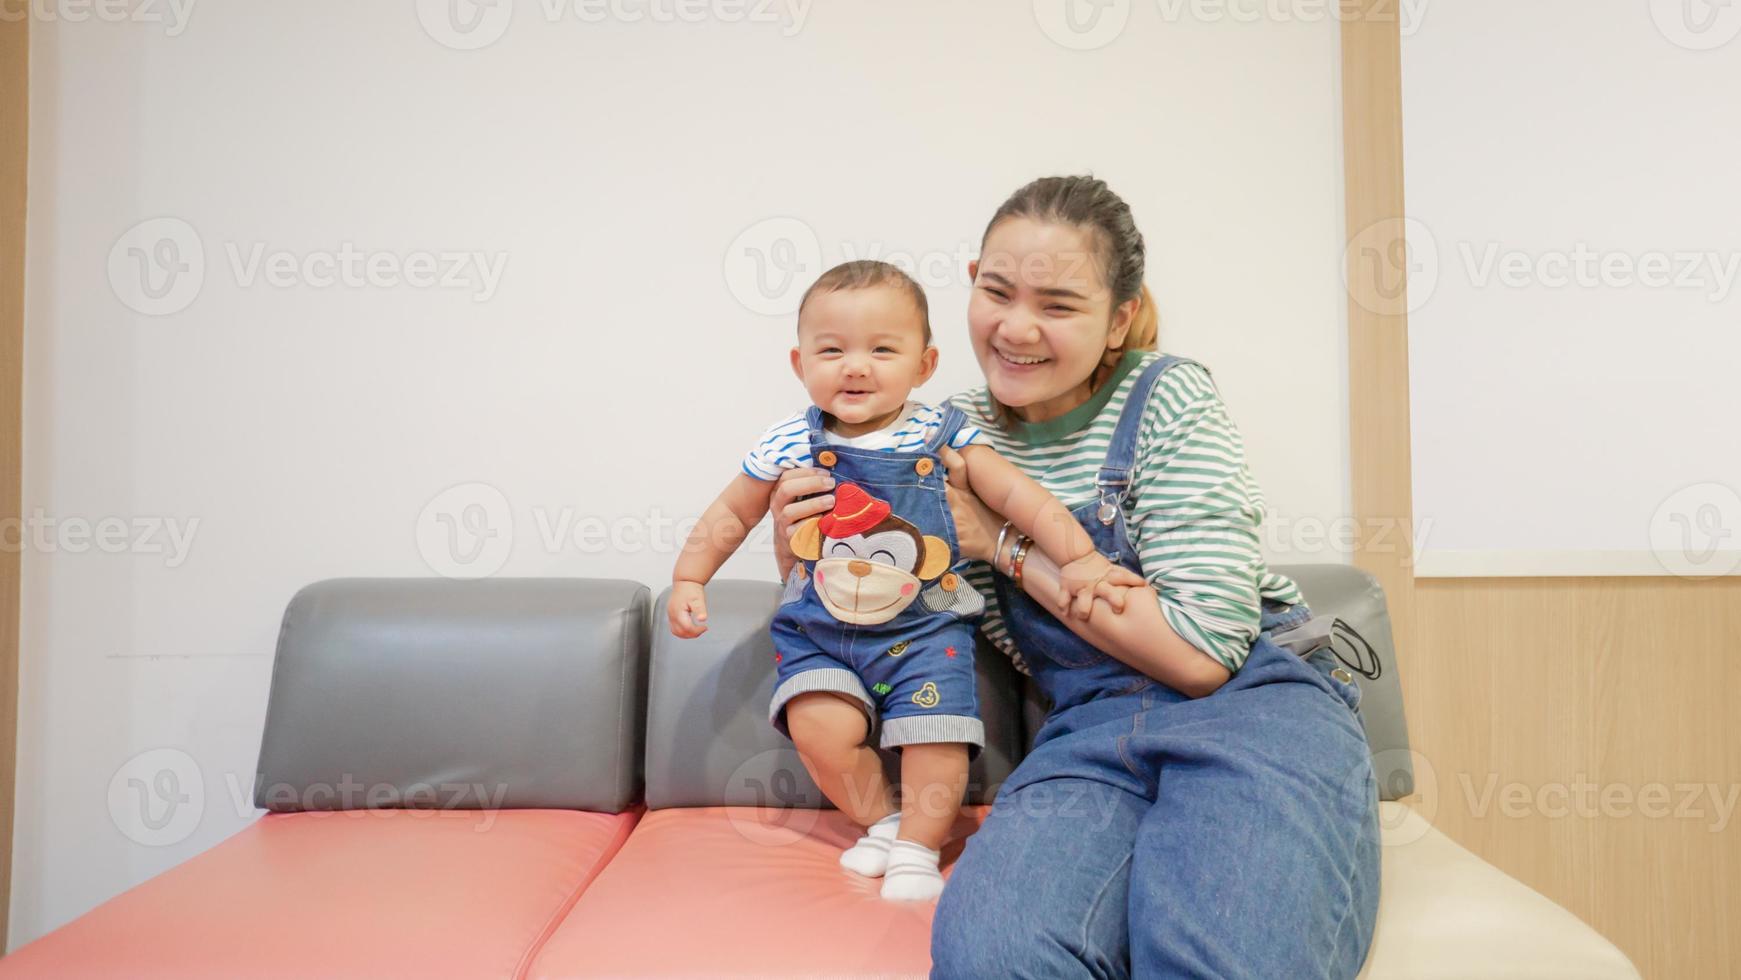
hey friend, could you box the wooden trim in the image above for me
[1339,1,1417,668]
[0,5,26,953]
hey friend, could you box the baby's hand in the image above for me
[1057,553,1146,622]
[668,581,709,638]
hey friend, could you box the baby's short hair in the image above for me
[796,260,933,346]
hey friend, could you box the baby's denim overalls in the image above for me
[768,404,985,759]
[930,356,1383,980]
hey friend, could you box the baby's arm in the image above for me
[956,445,1143,613]
[670,473,777,637]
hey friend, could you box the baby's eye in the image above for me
[819,347,842,355]
[874,346,896,354]
[869,550,898,566]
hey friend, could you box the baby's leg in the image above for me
[785,691,895,823]
[785,691,904,876]
[895,742,969,849]
[881,742,968,901]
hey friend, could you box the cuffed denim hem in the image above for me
[769,668,875,741]
[880,713,985,762]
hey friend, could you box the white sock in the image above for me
[880,839,944,901]
[838,812,901,877]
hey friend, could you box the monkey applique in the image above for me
[789,482,983,625]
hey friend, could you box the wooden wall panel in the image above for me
[1341,3,1737,977]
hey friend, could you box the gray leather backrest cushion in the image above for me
[254,578,649,813]
[644,581,1024,809]
[1278,563,1415,800]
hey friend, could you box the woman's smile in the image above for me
[992,346,1051,371]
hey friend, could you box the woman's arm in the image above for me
[939,445,1233,699]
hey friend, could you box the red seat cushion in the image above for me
[529,805,991,979]
[0,809,639,980]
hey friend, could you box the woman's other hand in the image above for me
[938,445,1002,562]
[770,467,835,579]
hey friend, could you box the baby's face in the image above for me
[790,286,937,431]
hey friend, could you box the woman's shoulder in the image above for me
[945,386,996,425]
[1123,351,1222,424]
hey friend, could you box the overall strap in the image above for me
[1096,355,1202,496]
[924,403,970,453]
[803,405,830,451]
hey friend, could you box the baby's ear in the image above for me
[790,519,822,560]
[917,535,952,580]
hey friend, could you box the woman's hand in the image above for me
[937,445,1004,562]
[769,467,836,579]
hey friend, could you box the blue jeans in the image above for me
[930,635,1380,978]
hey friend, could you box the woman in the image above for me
[772,176,1380,978]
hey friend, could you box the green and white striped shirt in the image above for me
[950,350,1302,674]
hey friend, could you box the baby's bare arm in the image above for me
[673,472,777,587]
[957,444,1097,569]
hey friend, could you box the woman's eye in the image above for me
[829,542,855,557]
[1047,305,1076,315]
[870,550,898,566]
[980,286,1009,301]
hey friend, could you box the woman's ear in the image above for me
[1107,295,1139,351]
[966,258,979,284]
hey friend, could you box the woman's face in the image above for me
[967,217,1134,424]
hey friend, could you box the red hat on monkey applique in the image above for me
[817,482,890,539]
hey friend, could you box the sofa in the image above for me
[0,566,1640,978]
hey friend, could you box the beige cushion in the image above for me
[1361,803,1639,978]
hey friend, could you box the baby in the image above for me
[669,260,1138,901]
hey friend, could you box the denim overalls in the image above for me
[931,355,1382,979]
[989,354,1366,731]
[768,404,986,760]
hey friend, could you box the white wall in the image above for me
[1402,0,1741,577]
[14,1,1350,944]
